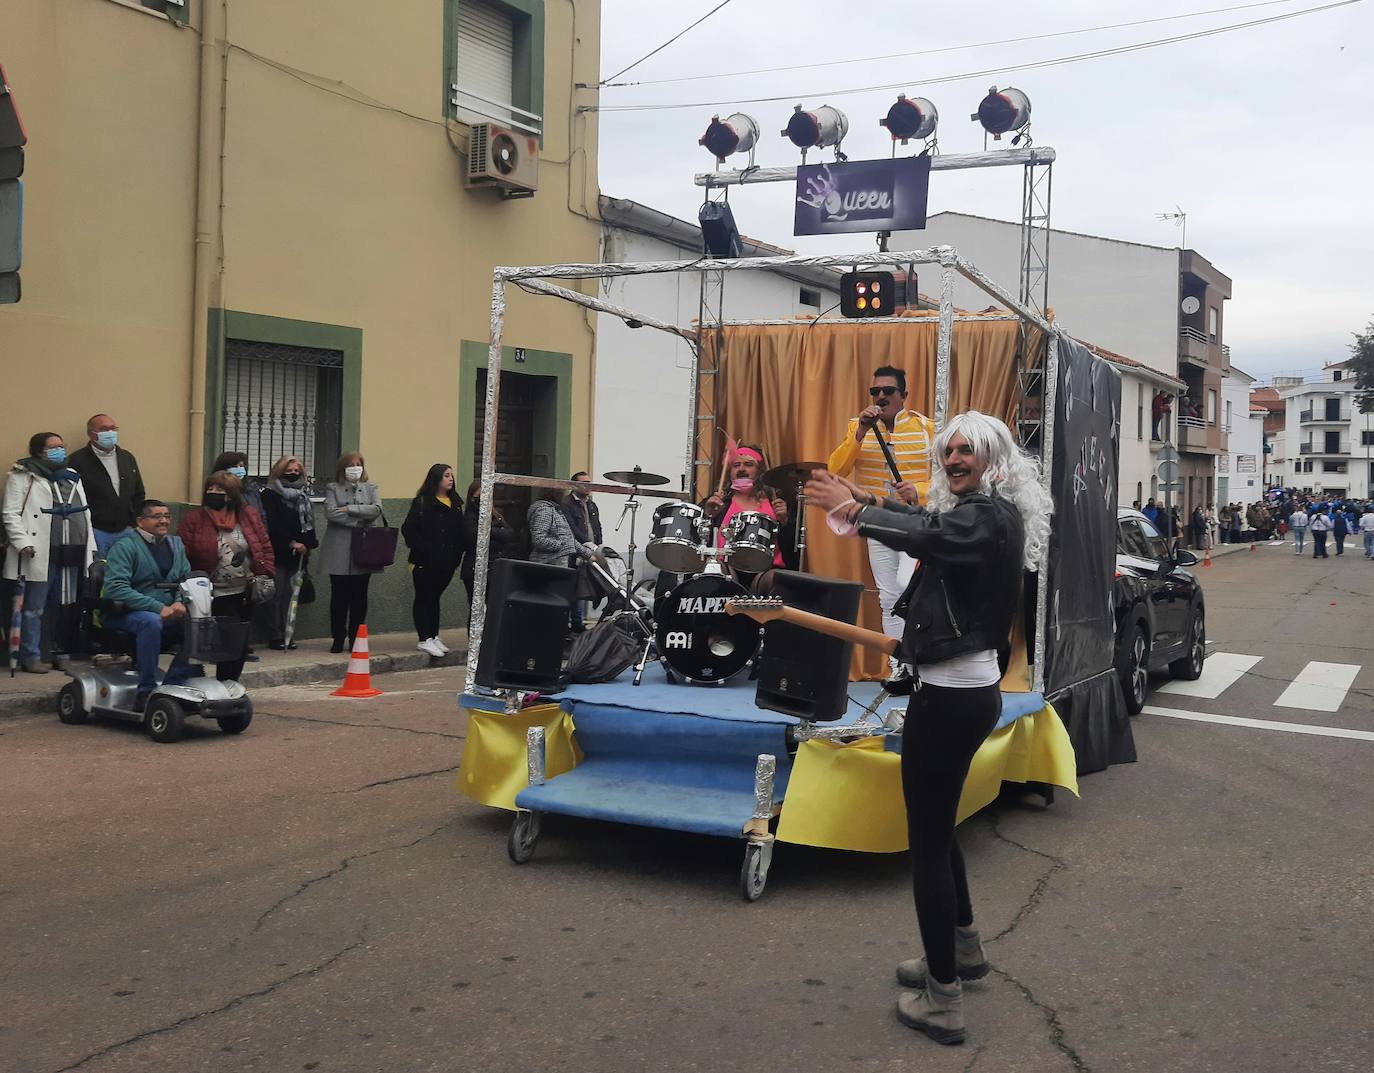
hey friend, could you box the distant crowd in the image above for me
[1131,491,1374,560]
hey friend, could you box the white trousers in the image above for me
[867,538,917,663]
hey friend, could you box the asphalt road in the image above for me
[4,544,1372,1073]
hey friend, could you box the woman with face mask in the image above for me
[209,451,263,516]
[321,452,383,653]
[701,444,789,579]
[260,456,318,649]
[2,432,98,672]
[177,471,276,683]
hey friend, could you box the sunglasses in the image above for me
[869,386,901,398]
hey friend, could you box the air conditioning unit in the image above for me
[466,123,539,198]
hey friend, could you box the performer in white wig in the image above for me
[805,410,1053,1046]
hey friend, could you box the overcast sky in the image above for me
[595,0,1373,380]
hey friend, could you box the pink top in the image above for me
[718,496,784,567]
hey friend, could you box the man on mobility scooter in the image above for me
[57,500,253,743]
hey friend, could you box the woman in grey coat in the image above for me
[527,489,583,632]
[322,451,383,652]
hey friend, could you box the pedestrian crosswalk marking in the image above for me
[1274,661,1361,714]
[1140,706,1374,743]
[1156,652,1262,699]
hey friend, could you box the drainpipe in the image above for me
[187,0,225,502]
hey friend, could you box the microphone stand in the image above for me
[870,422,904,486]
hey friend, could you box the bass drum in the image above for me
[655,575,759,684]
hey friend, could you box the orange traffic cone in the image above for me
[1203,544,1212,567]
[332,624,383,698]
[1249,540,1257,553]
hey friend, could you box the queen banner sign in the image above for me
[794,156,932,237]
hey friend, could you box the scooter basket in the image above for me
[184,616,249,664]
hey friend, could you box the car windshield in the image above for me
[1136,517,1172,560]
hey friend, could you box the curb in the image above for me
[0,648,469,722]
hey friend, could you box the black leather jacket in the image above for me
[855,492,1024,668]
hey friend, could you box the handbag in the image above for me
[298,568,317,605]
[248,574,277,605]
[351,508,398,569]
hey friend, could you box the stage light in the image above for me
[880,95,938,145]
[781,103,848,159]
[699,112,760,164]
[699,200,742,258]
[840,271,894,319]
[972,86,1031,141]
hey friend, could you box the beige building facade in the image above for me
[1,0,601,634]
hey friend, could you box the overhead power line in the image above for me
[601,0,1310,88]
[599,0,734,86]
[587,0,1362,113]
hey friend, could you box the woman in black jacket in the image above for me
[459,478,515,610]
[259,456,318,650]
[402,464,468,658]
[806,411,1053,1047]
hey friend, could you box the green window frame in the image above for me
[443,0,545,137]
[136,0,190,25]
[206,310,362,482]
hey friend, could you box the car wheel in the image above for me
[57,683,90,725]
[1120,625,1149,715]
[145,697,187,744]
[1169,611,1206,681]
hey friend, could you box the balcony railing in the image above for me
[1178,415,1207,429]
[1299,443,1350,456]
[1299,408,1347,423]
[1221,344,1231,360]
[1180,326,1208,345]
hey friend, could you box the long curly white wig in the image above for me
[925,410,1053,571]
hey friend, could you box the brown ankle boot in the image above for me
[896,975,965,1045]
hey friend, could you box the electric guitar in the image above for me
[724,598,899,657]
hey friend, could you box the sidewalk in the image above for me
[0,628,470,721]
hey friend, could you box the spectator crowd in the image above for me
[1130,490,1374,560]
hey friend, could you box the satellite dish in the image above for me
[1181,296,1200,315]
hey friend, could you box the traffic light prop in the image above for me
[0,64,26,305]
[840,271,898,319]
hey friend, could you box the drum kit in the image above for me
[587,460,827,687]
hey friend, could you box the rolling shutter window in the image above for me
[455,1,515,125]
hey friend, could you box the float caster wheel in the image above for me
[507,810,541,864]
[740,840,773,902]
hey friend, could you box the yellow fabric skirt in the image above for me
[456,704,582,811]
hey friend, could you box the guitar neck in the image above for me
[770,605,900,657]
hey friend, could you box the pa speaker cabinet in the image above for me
[755,571,864,721]
[474,558,576,692]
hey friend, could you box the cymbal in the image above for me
[762,461,828,489]
[603,467,671,486]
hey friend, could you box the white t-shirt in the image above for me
[917,648,1001,688]
[1288,510,1309,528]
[1311,513,1333,532]
[1360,512,1374,534]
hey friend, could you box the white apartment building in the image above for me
[897,213,1232,520]
[1276,361,1374,498]
[1218,368,1265,506]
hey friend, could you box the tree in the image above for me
[1352,319,1374,414]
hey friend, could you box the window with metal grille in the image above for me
[221,339,343,487]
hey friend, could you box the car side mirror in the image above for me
[1173,549,1199,568]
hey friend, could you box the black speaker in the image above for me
[698,201,742,258]
[474,558,576,692]
[754,571,864,721]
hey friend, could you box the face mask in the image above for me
[282,473,303,487]
[730,477,755,493]
[45,447,67,465]
[203,492,228,511]
[228,466,247,480]
[344,466,364,482]
[96,430,118,450]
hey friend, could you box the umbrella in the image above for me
[9,576,25,677]
[282,560,305,649]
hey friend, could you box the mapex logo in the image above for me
[797,164,893,223]
[674,596,729,615]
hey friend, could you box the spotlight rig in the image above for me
[880,94,938,148]
[699,112,760,166]
[781,103,848,162]
[971,86,1032,145]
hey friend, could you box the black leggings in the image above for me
[211,592,250,683]
[411,565,455,640]
[902,681,1002,985]
[329,574,372,645]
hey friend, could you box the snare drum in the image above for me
[723,510,779,573]
[655,575,759,684]
[647,502,707,574]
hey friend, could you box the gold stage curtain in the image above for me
[705,317,1030,678]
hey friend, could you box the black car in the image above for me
[1113,507,1207,714]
